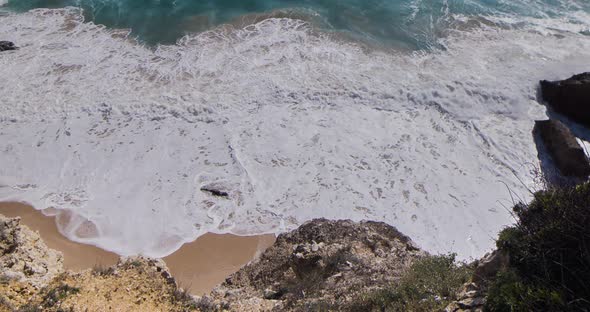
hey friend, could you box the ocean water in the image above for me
[0,0,589,259]
[6,0,590,46]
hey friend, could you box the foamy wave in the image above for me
[1,8,589,258]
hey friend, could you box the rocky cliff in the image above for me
[207,219,426,311]
[0,214,196,312]
[1,215,447,311]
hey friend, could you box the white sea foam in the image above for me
[0,8,589,259]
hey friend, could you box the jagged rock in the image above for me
[472,250,509,284]
[459,297,486,307]
[263,287,281,300]
[540,73,590,126]
[445,249,508,312]
[445,282,486,312]
[446,250,509,312]
[0,41,17,52]
[0,216,18,254]
[0,216,197,311]
[0,214,63,288]
[212,218,425,311]
[32,256,197,311]
[534,120,590,177]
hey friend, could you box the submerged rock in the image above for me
[534,120,590,178]
[0,41,17,52]
[200,181,232,198]
[540,73,590,126]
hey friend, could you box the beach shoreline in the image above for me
[0,202,275,295]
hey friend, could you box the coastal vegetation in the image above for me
[349,254,473,311]
[342,181,590,312]
[486,183,590,311]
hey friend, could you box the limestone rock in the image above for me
[445,282,486,312]
[0,214,63,288]
[213,218,425,311]
[25,256,197,312]
[446,250,509,312]
[472,250,509,284]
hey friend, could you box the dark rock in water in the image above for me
[540,73,590,126]
[200,185,229,197]
[534,120,590,178]
[0,41,17,52]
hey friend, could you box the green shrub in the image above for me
[349,254,473,312]
[171,286,197,308]
[129,260,143,268]
[486,269,565,312]
[487,183,590,311]
[282,248,359,303]
[41,284,80,308]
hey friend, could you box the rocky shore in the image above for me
[0,214,202,312]
[1,213,503,311]
[208,219,426,311]
[536,72,590,185]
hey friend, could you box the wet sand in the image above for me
[0,202,275,295]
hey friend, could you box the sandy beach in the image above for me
[0,202,275,295]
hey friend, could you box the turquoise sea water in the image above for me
[6,0,590,47]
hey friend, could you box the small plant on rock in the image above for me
[349,254,473,311]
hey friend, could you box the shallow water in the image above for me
[0,1,589,259]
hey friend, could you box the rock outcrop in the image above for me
[0,215,198,312]
[534,119,590,177]
[0,215,63,288]
[208,219,426,311]
[445,282,486,312]
[540,73,590,126]
[445,250,509,312]
[0,215,484,311]
[472,250,509,285]
[0,41,17,52]
[28,257,195,312]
